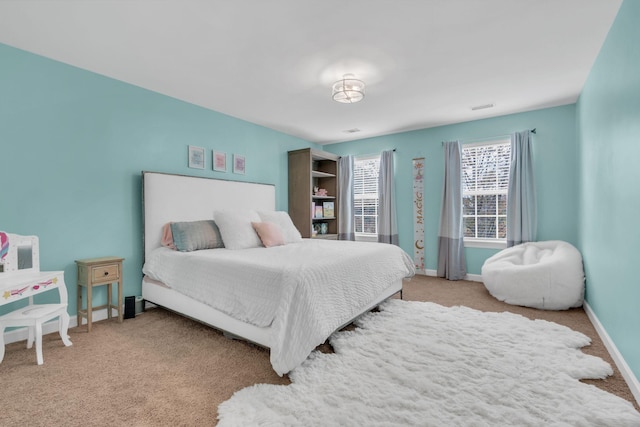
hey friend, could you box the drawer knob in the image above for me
[104,271,109,276]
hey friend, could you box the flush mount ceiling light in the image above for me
[332,74,365,104]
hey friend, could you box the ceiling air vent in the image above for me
[471,103,494,111]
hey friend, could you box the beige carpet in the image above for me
[0,275,637,426]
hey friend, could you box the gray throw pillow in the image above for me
[170,220,224,252]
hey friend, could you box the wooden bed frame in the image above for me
[141,171,402,350]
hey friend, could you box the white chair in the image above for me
[0,233,72,365]
[481,240,585,310]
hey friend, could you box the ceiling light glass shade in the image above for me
[332,74,365,104]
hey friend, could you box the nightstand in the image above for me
[75,257,124,332]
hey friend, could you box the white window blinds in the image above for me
[353,156,380,235]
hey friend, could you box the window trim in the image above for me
[461,138,510,249]
[355,234,378,243]
[464,238,507,249]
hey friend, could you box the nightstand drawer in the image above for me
[91,264,119,282]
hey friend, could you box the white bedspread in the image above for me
[143,239,415,375]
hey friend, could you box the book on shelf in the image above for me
[323,201,334,218]
[314,205,324,218]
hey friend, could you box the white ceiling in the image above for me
[0,0,622,145]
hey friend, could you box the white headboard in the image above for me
[142,172,276,258]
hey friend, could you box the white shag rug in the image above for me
[218,300,640,426]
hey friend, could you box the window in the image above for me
[353,155,380,238]
[462,140,510,246]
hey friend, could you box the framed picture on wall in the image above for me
[233,154,246,174]
[188,145,205,169]
[213,151,227,172]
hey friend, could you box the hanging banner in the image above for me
[412,157,425,273]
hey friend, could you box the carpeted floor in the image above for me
[0,275,637,426]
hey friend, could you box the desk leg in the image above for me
[77,285,82,328]
[59,311,72,347]
[27,327,35,349]
[35,321,43,365]
[118,279,123,323]
[87,284,93,333]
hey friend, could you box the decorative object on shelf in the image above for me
[213,151,227,172]
[315,205,324,218]
[332,73,365,104]
[312,222,328,235]
[188,145,205,169]
[319,222,328,234]
[233,154,246,174]
[323,201,334,218]
[314,188,328,196]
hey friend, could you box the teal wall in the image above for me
[577,0,640,379]
[0,43,314,316]
[325,105,579,274]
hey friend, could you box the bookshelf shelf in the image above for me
[312,170,335,178]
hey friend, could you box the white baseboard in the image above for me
[417,269,436,277]
[415,269,483,282]
[584,302,640,405]
[3,307,115,345]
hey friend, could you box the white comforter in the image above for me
[143,239,415,375]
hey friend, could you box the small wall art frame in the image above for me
[213,151,227,172]
[188,145,205,169]
[233,154,246,174]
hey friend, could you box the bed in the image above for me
[141,171,415,375]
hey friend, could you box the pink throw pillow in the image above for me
[252,222,285,248]
[161,223,177,250]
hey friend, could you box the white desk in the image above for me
[0,270,72,365]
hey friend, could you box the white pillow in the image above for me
[258,211,303,243]
[214,209,262,250]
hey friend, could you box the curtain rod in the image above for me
[353,148,395,158]
[442,128,536,146]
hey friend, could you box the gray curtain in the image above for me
[437,141,466,280]
[507,130,537,247]
[338,155,355,241]
[377,150,399,245]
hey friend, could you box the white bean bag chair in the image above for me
[481,240,585,310]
